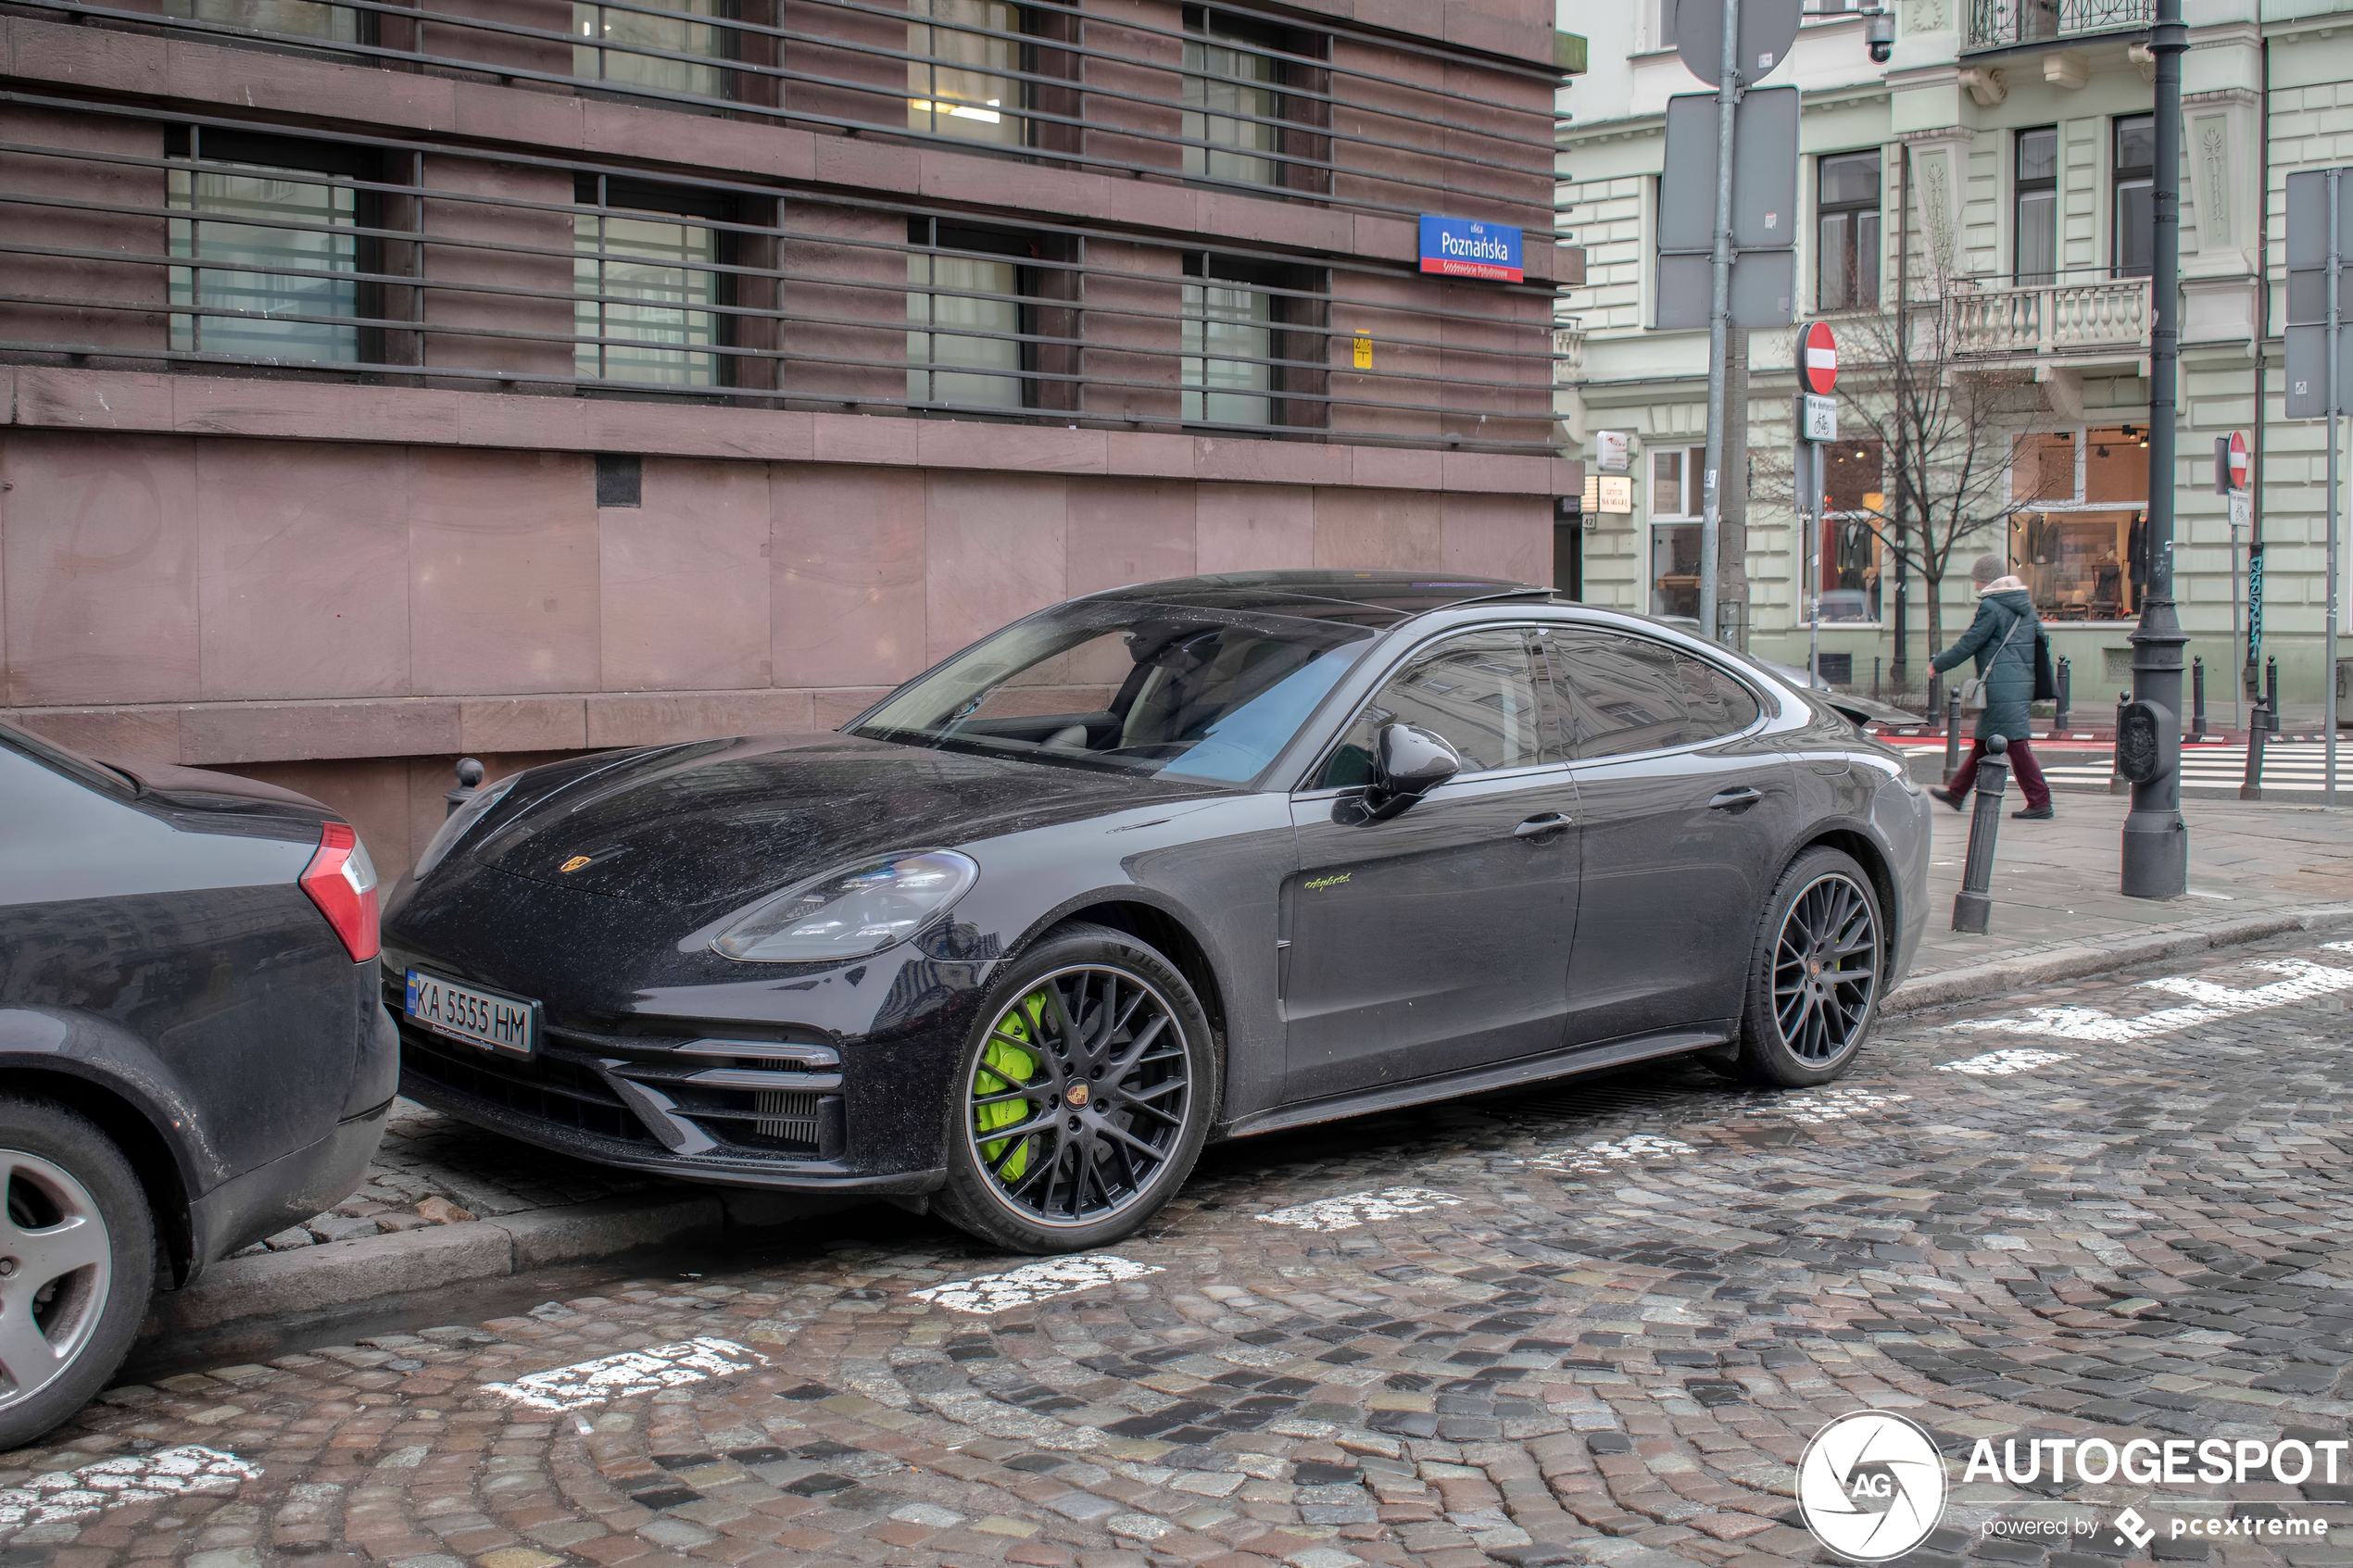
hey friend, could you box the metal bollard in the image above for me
[1952,735,2010,935]
[1872,656,1881,703]
[2055,655,2072,732]
[446,756,484,818]
[2267,656,2279,719]
[2110,692,2132,795]
[1944,688,1962,780]
[2191,656,2207,744]
[2242,696,2276,801]
[1926,673,1943,733]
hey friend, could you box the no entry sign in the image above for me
[1798,321,1838,395]
[2230,430,2250,490]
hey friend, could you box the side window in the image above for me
[1319,632,1543,787]
[1552,631,1758,758]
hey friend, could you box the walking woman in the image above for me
[1929,554,2056,820]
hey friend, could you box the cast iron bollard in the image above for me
[1925,673,1943,733]
[2191,657,2207,743]
[1952,735,2010,935]
[2267,656,2280,718]
[2110,691,2132,795]
[2055,655,2072,731]
[446,757,484,818]
[1944,687,1962,779]
[1872,657,1881,702]
[2243,695,2276,801]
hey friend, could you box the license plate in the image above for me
[405,969,539,1058]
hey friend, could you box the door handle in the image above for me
[1708,787,1764,810]
[1514,812,1572,838]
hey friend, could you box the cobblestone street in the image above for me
[14,933,2353,1568]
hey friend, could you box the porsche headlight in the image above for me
[413,774,520,879]
[711,850,978,963]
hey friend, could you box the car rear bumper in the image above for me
[182,1096,392,1281]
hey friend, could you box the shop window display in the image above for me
[2007,424,2148,622]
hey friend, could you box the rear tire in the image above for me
[935,922,1218,1255]
[1730,847,1885,1087]
[0,1097,154,1449]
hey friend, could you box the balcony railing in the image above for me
[1966,0,2154,51]
[1952,276,2151,360]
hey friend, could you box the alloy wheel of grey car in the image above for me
[1731,847,1884,1087]
[939,924,1217,1253]
[0,1097,153,1449]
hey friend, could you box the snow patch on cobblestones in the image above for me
[0,1446,258,1531]
[478,1337,766,1411]
[1529,1134,1694,1173]
[1757,1086,1910,1123]
[1951,953,2353,1042]
[910,1254,1161,1313]
[1254,1187,1465,1232]
[1937,1047,2076,1075]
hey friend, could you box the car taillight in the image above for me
[302,822,381,963]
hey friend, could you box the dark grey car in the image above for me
[384,571,1931,1257]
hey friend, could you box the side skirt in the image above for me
[1214,1024,1734,1140]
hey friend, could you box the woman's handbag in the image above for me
[1957,606,2032,714]
[2032,633,2058,703]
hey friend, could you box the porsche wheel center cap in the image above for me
[1065,1084,1089,1108]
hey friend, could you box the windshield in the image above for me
[850,599,1377,784]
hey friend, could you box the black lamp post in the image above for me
[2121,0,2190,900]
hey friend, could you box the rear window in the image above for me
[0,721,137,798]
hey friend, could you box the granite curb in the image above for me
[1881,897,2353,1015]
[145,899,2353,1336]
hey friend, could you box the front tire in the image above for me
[0,1097,155,1449]
[1730,847,1885,1086]
[935,922,1218,1255]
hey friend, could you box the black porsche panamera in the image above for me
[383,571,1931,1253]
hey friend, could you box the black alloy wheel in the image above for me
[937,923,1216,1253]
[1730,847,1885,1086]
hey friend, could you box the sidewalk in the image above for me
[154,792,2353,1338]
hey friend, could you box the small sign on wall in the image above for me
[1353,332,1373,370]
[1595,431,1632,473]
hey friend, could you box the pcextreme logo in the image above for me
[1797,1411,1949,1562]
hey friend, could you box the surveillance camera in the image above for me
[1866,12,1894,62]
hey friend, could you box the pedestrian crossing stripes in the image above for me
[2040,742,2353,795]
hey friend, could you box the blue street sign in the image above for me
[1418,215,1523,282]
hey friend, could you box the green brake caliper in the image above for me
[975,989,1051,1183]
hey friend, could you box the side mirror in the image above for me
[1357,722,1460,822]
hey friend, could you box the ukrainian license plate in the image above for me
[405,969,539,1058]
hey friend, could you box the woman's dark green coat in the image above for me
[1931,587,2045,744]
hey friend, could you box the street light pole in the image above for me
[2122,0,2190,898]
[1699,0,1740,645]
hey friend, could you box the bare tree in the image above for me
[1819,298,2028,670]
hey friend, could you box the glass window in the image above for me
[574,0,726,98]
[169,138,358,365]
[1651,445,1700,518]
[1552,630,1757,759]
[1815,440,1883,623]
[2013,512,2146,622]
[2085,422,2149,504]
[1319,632,1542,786]
[909,220,1027,411]
[163,0,354,40]
[574,177,721,386]
[853,597,1375,784]
[1816,150,1881,311]
[2010,429,2076,506]
[908,0,1026,149]
[1652,524,1701,621]
[2015,126,2057,284]
[1184,7,1281,188]
[1182,269,1272,426]
[2113,114,2154,280]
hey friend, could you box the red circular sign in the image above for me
[2229,430,2250,488]
[1799,321,1839,395]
